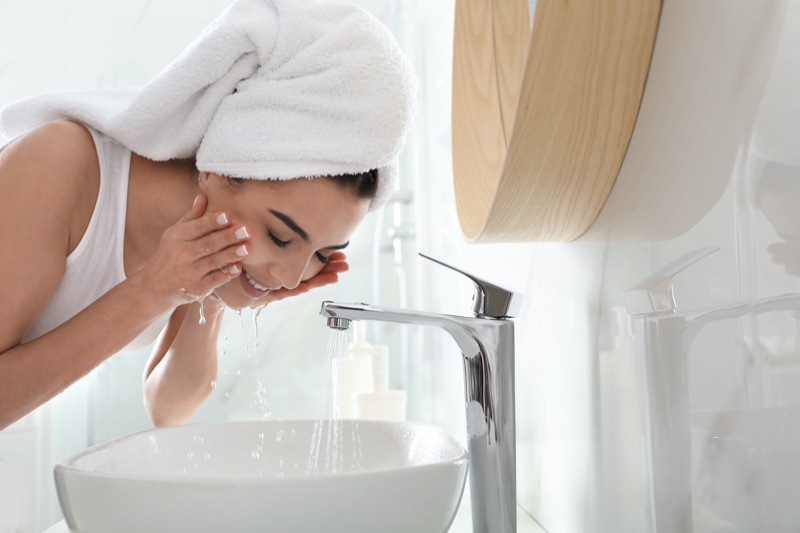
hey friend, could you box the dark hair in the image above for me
[225,169,379,201]
[324,169,379,201]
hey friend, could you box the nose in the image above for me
[269,256,309,290]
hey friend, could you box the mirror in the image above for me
[452,0,661,242]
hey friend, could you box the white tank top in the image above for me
[21,127,170,351]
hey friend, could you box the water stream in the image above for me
[306,328,364,475]
[205,308,363,477]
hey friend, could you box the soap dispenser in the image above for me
[352,339,408,421]
[338,322,407,421]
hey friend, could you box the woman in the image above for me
[0,0,416,429]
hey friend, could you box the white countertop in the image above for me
[448,493,545,533]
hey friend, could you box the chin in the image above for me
[212,284,250,311]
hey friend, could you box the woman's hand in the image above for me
[252,251,350,307]
[136,195,249,306]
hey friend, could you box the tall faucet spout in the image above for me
[320,300,517,533]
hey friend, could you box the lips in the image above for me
[239,268,277,299]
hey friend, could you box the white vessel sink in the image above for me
[54,419,468,533]
[692,408,800,533]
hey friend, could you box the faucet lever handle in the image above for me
[622,247,718,316]
[419,253,524,319]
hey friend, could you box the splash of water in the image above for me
[179,289,208,325]
[247,306,270,418]
[253,305,267,349]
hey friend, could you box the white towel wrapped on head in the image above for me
[0,0,418,210]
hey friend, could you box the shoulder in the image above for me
[1,119,98,175]
[0,120,101,250]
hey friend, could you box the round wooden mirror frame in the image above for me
[452,0,663,242]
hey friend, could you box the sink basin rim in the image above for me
[54,418,469,485]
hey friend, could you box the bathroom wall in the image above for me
[3,1,800,533]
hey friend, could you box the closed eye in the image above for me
[268,232,290,248]
[315,252,330,264]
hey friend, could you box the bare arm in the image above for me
[143,298,226,427]
[0,121,245,430]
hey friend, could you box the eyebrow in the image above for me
[270,209,308,242]
[269,209,350,250]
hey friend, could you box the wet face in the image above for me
[199,173,370,310]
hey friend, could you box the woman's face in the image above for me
[199,173,370,310]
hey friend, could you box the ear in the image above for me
[197,171,212,193]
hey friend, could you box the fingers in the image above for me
[177,210,232,242]
[196,244,248,277]
[174,196,241,243]
[142,197,250,305]
[191,225,251,260]
[249,268,342,307]
[320,260,349,275]
[181,195,208,222]
[306,272,339,287]
[204,263,242,287]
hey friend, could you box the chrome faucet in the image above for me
[320,253,524,533]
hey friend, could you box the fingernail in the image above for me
[235,226,250,239]
[235,245,249,257]
[228,264,240,274]
[216,213,229,225]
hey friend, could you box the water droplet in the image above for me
[198,298,207,325]
[251,451,260,459]
[187,452,193,460]
[210,380,217,389]
[204,452,212,461]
